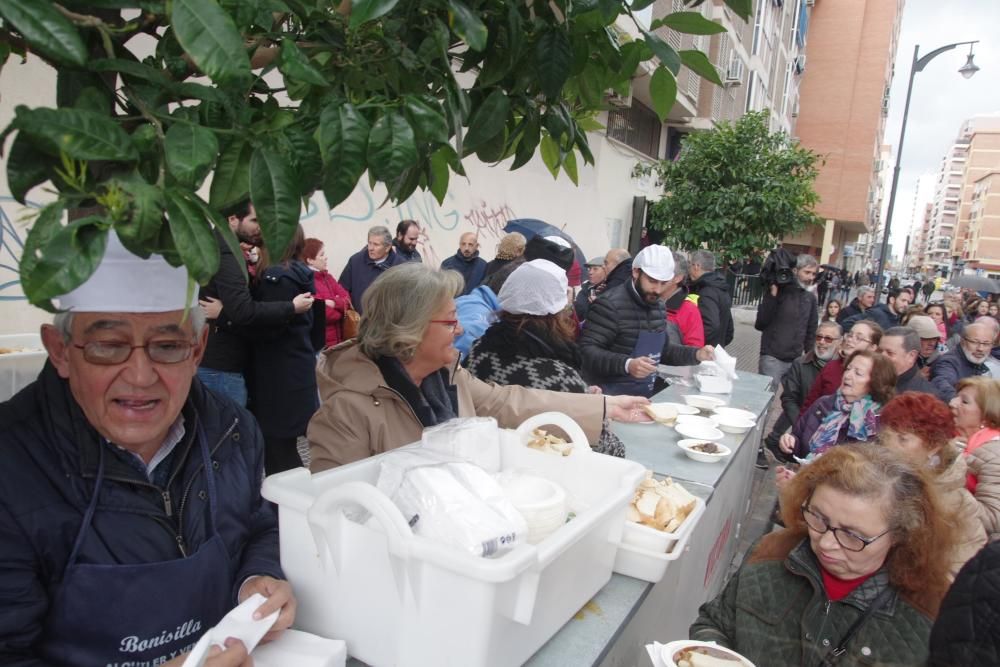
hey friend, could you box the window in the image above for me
[606,101,662,159]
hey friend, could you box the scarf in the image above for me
[375,356,458,428]
[808,391,880,455]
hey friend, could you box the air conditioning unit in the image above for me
[790,100,800,117]
[725,58,744,85]
[793,55,807,74]
[805,0,816,6]
[606,83,633,109]
[881,96,890,116]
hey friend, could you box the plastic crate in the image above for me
[613,498,706,583]
[261,412,646,667]
[0,334,45,402]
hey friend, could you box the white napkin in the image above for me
[696,374,732,394]
[713,345,738,379]
[646,641,669,666]
[181,593,280,667]
[252,629,347,667]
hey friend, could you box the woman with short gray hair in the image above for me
[308,262,649,470]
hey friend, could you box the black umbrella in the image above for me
[819,264,842,272]
[949,274,1000,293]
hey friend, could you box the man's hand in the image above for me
[627,356,657,379]
[695,346,715,362]
[778,433,796,455]
[239,576,297,643]
[770,284,778,297]
[292,292,315,314]
[606,394,651,422]
[199,297,223,320]
[162,639,251,667]
[775,465,797,490]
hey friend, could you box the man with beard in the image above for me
[197,199,314,405]
[836,285,875,324]
[930,321,993,400]
[762,321,841,463]
[842,287,912,331]
[441,232,487,295]
[580,245,714,396]
[393,219,422,262]
[755,253,819,387]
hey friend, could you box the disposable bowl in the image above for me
[674,422,725,442]
[676,439,731,463]
[681,394,727,411]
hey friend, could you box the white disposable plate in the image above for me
[675,422,724,441]
[655,401,700,415]
[681,394,727,410]
[677,439,731,463]
[675,415,718,429]
[712,407,757,423]
[661,640,755,667]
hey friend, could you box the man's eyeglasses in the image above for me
[815,334,840,343]
[429,319,460,333]
[963,337,993,349]
[844,331,871,344]
[73,340,196,365]
[800,504,890,552]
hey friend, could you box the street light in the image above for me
[874,40,979,298]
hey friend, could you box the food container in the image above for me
[0,334,46,402]
[711,407,757,423]
[710,413,755,435]
[262,412,646,667]
[498,474,568,545]
[659,640,755,667]
[677,439,731,463]
[681,394,727,411]
[675,415,718,430]
[675,422,725,441]
[614,497,706,582]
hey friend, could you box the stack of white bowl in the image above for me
[499,474,568,544]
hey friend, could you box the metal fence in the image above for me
[726,271,765,308]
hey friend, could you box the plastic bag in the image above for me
[421,417,501,472]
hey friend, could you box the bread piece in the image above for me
[642,403,678,424]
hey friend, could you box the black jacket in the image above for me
[441,251,487,296]
[200,232,294,372]
[842,302,899,332]
[896,363,944,399]
[835,297,865,325]
[603,257,633,290]
[755,284,818,361]
[930,540,1000,666]
[574,281,600,322]
[579,281,698,385]
[391,240,422,263]
[689,271,734,347]
[780,352,827,425]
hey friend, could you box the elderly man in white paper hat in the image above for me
[579,244,715,396]
[0,233,295,666]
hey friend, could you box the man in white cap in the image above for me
[0,233,295,665]
[907,314,944,377]
[579,245,714,396]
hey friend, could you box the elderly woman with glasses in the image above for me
[801,320,883,411]
[950,376,1000,538]
[692,444,956,666]
[307,262,648,471]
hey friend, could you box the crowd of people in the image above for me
[3,203,1000,665]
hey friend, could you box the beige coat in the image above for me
[966,436,1000,539]
[307,341,605,471]
[934,453,988,579]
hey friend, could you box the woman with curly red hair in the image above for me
[692,444,955,665]
[879,392,986,579]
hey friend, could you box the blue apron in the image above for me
[601,329,667,397]
[40,426,232,667]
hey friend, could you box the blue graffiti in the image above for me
[327,183,460,231]
[0,197,41,302]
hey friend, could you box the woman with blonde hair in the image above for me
[692,444,955,665]
[951,376,1000,537]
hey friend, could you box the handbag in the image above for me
[342,302,361,340]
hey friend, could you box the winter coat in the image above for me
[603,257,633,290]
[755,283,817,362]
[307,341,605,471]
[339,247,404,314]
[578,281,699,387]
[930,453,988,580]
[966,436,1000,539]
[802,356,845,411]
[441,251,487,296]
[842,302,900,332]
[790,393,874,458]
[574,281,600,322]
[929,540,1000,667]
[689,271,734,346]
[835,297,866,326]
[200,231,294,373]
[930,347,990,401]
[0,365,282,663]
[896,364,945,399]
[249,260,319,439]
[391,240,422,263]
[311,269,351,348]
[780,352,827,426]
[665,288,705,347]
[691,531,939,667]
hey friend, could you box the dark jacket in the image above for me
[579,281,698,386]
[441,251,487,296]
[835,297,865,325]
[755,284,818,361]
[391,240,422,263]
[897,363,944,399]
[483,257,514,281]
[931,347,990,402]
[339,247,404,314]
[842,302,900,332]
[930,540,1000,666]
[692,531,937,667]
[249,261,319,439]
[603,257,633,291]
[780,352,827,426]
[574,281,601,322]
[689,270,734,347]
[791,393,872,458]
[200,232,294,372]
[802,356,844,411]
[0,365,281,663]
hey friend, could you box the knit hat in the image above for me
[495,232,526,260]
[524,235,574,271]
[498,259,568,316]
[632,244,675,281]
[907,315,940,340]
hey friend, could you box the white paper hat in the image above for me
[55,231,197,313]
[632,245,675,281]
[498,259,568,316]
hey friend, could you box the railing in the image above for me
[726,271,765,307]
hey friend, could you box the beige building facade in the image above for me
[953,116,1000,274]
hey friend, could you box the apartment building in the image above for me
[924,130,971,273]
[964,171,1000,275]
[953,116,1000,273]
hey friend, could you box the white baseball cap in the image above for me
[632,245,675,282]
[498,259,568,315]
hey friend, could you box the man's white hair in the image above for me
[53,308,207,341]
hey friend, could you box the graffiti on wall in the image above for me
[463,200,518,241]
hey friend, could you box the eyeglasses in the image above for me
[800,504,890,552]
[815,335,841,343]
[73,340,196,365]
[963,337,993,349]
[429,319,460,333]
[844,332,871,344]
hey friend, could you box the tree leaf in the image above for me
[89,58,169,85]
[278,37,328,86]
[539,133,560,179]
[317,102,370,208]
[536,28,572,99]
[113,172,165,255]
[18,200,65,284]
[22,216,109,307]
[13,106,138,161]
[464,89,510,150]
[164,123,219,189]
[629,0,656,10]
[723,0,752,21]
[511,112,540,170]
[680,49,723,85]
[447,0,488,52]
[164,189,219,285]
[7,132,49,204]
[250,147,300,258]
[651,11,726,35]
[0,0,87,66]
[642,30,681,75]
[562,147,578,185]
[194,194,246,283]
[404,96,449,146]
[209,138,253,211]
[367,110,417,182]
[170,0,251,87]
[649,66,677,121]
[349,0,400,28]
[428,146,451,205]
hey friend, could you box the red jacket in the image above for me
[667,297,706,347]
[802,356,844,411]
[312,269,351,347]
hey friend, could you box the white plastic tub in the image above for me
[614,498,706,583]
[262,412,646,667]
[0,334,45,402]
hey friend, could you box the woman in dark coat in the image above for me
[249,225,320,473]
[929,540,1000,666]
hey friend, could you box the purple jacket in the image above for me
[790,394,872,458]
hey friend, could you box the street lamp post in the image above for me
[874,41,979,299]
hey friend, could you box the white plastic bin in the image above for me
[262,412,646,667]
[613,498,706,583]
[0,334,45,402]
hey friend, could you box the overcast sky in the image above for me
[882,0,1000,253]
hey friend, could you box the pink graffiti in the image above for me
[464,201,517,240]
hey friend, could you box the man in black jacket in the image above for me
[755,253,819,387]
[878,326,944,399]
[580,245,713,396]
[197,199,314,406]
[393,219,423,262]
[841,287,911,332]
[836,286,875,324]
[601,248,633,290]
[441,232,487,295]
[574,256,607,322]
[688,249,734,347]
